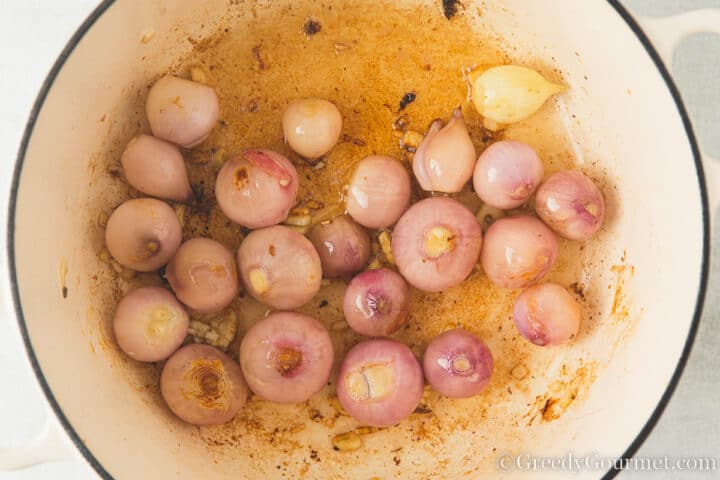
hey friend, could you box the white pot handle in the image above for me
[0,274,76,468]
[640,10,720,218]
[0,413,77,470]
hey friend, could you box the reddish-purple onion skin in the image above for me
[113,286,189,362]
[473,140,544,209]
[346,156,411,229]
[160,344,248,426]
[392,197,482,292]
[535,170,606,241]
[513,283,582,346]
[215,149,300,229]
[105,198,182,272]
[480,216,558,289]
[239,312,333,403]
[146,76,219,148]
[423,329,493,398]
[342,269,410,337]
[413,108,477,193]
[337,339,423,427]
[308,215,371,278]
[165,238,239,314]
[121,135,193,202]
[237,226,322,310]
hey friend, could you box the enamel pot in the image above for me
[1,1,717,479]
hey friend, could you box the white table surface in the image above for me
[0,1,718,479]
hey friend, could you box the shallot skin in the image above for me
[237,226,322,310]
[239,312,334,403]
[480,215,558,289]
[473,140,544,209]
[392,197,482,292]
[113,286,189,362]
[282,98,343,159]
[346,156,411,229]
[146,76,219,148]
[423,329,493,398]
[308,215,371,278]
[165,238,239,314]
[342,269,410,337]
[105,198,182,272]
[337,339,423,427]
[413,108,477,193]
[535,170,606,241]
[121,134,193,202]
[215,149,299,229]
[513,283,581,346]
[160,344,248,426]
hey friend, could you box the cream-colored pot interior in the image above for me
[10,1,707,479]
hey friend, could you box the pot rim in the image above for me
[5,1,711,479]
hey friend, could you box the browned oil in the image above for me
[95,1,611,477]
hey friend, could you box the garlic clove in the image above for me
[471,65,566,124]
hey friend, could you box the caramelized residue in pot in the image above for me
[91,1,625,477]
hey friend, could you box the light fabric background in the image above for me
[0,1,717,478]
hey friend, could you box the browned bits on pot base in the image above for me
[399,91,417,111]
[442,0,461,19]
[252,44,266,71]
[95,0,612,473]
[332,431,362,451]
[303,18,322,36]
[529,363,598,424]
[59,258,68,299]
